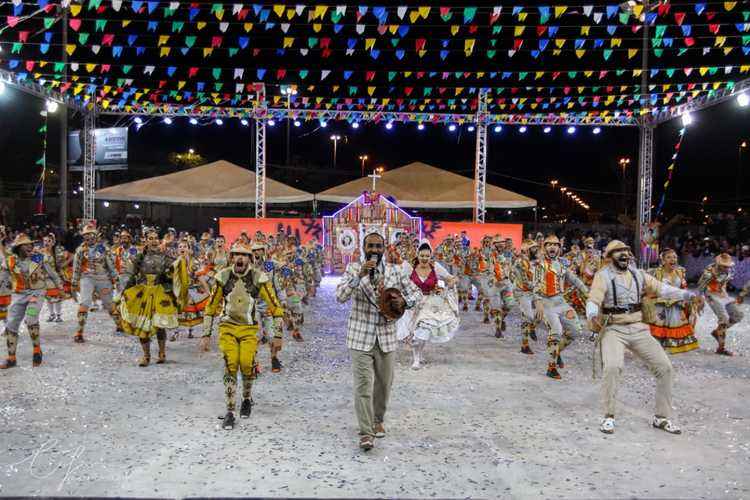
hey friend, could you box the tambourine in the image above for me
[379,287,406,321]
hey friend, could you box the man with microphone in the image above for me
[336,231,422,451]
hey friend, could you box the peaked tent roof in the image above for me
[316,162,536,209]
[96,160,313,204]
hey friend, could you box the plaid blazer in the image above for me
[336,260,421,353]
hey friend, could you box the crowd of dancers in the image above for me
[0,223,747,442]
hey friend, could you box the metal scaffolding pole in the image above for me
[59,4,69,227]
[254,83,267,218]
[474,88,489,223]
[636,124,654,264]
[634,0,652,266]
[82,105,97,223]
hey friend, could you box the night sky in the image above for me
[0,83,748,221]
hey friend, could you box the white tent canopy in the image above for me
[96,160,313,204]
[316,161,536,209]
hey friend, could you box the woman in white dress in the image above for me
[397,241,460,369]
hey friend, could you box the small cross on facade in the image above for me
[368,172,381,192]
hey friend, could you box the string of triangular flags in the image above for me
[655,127,686,217]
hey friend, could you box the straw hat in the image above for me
[229,242,252,255]
[80,224,97,236]
[521,239,538,252]
[11,233,33,249]
[604,240,631,258]
[715,253,735,267]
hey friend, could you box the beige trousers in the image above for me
[600,321,673,418]
[351,342,394,437]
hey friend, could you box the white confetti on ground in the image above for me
[0,276,748,498]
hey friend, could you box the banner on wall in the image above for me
[220,217,324,246]
[221,217,523,250]
[421,221,524,249]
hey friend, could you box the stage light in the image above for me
[681,112,693,126]
[417,123,425,130]
[567,126,576,134]
[493,125,502,133]
[45,100,59,113]
[189,118,198,125]
[103,201,110,208]
[240,119,249,126]
[385,121,393,130]
[189,148,195,154]
[268,119,276,127]
[351,121,360,129]
[0,80,5,95]
[467,125,475,132]
[319,120,327,128]
[293,120,301,127]
[134,117,143,125]
[448,124,457,132]
[593,127,601,134]
[519,126,527,133]
[507,210,512,215]
[163,117,173,125]
[134,203,140,209]
[215,118,224,125]
[738,92,750,107]
[543,126,552,134]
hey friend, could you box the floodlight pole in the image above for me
[635,0,652,266]
[474,88,489,223]
[254,83,267,219]
[82,102,97,223]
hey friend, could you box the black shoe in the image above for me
[222,411,235,430]
[271,357,282,373]
[240,399,252,419]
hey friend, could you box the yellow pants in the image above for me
[218,323,259,412]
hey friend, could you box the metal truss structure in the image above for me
[254,83,267,218]
[648,75,750,125]
[82,106,97,222]
[0,68,86,114]
[99,105,639,127]
[635,123,654,259]
[474,89,489,223]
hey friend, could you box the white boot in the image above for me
[411,341,423,370]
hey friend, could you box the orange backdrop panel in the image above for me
[422,222,524,249]
[220,218,324,245]
[220,218,523,249]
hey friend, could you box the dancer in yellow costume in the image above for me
[199,241,284,430]
[120,230,178,366]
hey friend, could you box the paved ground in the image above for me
[0,276,748,499]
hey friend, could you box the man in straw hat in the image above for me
[251,240,285,374]
[0,229,61,369]
[587,240,703,435]
[199,241,284,430]
[71,223,119,343]
[486,234,515,338]
[698,252,743,355]
[533,234,589,379]
[511,239,540,354]
[336,230,422,451]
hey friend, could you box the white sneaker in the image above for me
[600,416,615,434]
[652,416,682,435]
